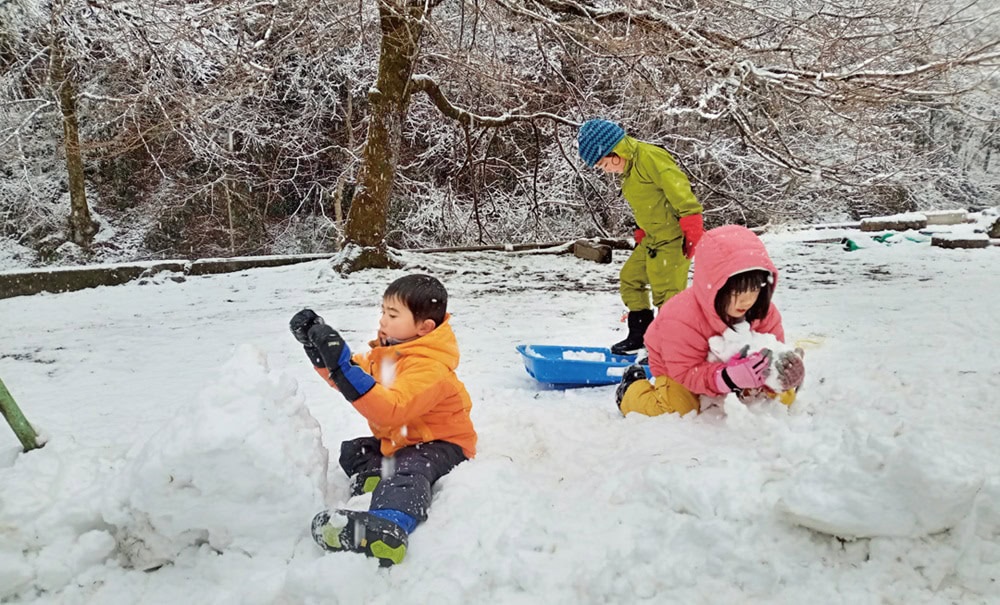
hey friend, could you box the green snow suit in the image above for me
[613,136,703,311]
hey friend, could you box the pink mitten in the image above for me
[714,350,771,393]
[776,351,805,390]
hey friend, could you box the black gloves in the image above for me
[289,309,376,402]
[290,309,323,343]
[290,308,325,367]
[307,323,349,370]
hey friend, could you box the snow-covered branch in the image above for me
[0,0,996,259]
[409,74,578,128]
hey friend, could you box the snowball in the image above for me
[707,322,797,394]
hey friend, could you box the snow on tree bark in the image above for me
[50,29,97,247]
[343,0,430,270]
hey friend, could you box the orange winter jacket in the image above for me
[315,314,477,458]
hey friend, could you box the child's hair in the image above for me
[383,274,448,327]
[714,269,772,328]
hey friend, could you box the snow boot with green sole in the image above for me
[311,509,408,567]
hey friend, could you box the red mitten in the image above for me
[634,228,646,245]
[679,214,704,259]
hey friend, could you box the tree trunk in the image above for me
[343,0,427,270]
[51,32,97,247]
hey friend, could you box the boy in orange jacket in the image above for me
[290,274,476,566]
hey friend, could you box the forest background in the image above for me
[1,0,998,269]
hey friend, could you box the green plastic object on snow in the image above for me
[842,232,929,251]
[841,237,863,251]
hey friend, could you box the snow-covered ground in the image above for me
[1,215,999,604]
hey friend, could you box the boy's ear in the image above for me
[416,318,437,337]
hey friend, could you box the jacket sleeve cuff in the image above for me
[329,365,376,402]
[711,366,737,395]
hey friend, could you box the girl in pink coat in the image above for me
[616,225,805,416]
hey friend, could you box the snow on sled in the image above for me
[516,344,650,387]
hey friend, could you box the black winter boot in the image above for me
[611,309,654,355]
[311,509,409,567]
[616,364,648,409]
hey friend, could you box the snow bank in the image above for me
[776,430,984,539]
[0,434,119,599]
[101,344,328,571]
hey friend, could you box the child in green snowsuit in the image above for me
[578,119,706,354]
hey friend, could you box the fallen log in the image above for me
[403,237,631,254]
[931,235,990,250]
[572,240,612,264]
[860,213,928,232]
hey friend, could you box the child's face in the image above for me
[726,288,761,320]
[379,296,435,344]
[594,154,625,174]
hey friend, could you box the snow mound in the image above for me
[775,431,983,539]
[101,344,328,570]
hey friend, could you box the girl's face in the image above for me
[726,288,761,320]
[379,296,434,344]
[594,154,626,174]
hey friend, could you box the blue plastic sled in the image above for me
[516,344,649,387]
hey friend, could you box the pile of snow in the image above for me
[103,345,328,571]
[0,345,329,598]
[776,430,984,539]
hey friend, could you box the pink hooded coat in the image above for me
[644,225,785,396]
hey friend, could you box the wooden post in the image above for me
[0,377,43,452]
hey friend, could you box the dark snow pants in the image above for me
[339,436,467,523]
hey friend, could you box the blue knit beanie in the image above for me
[577,119,626,167]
